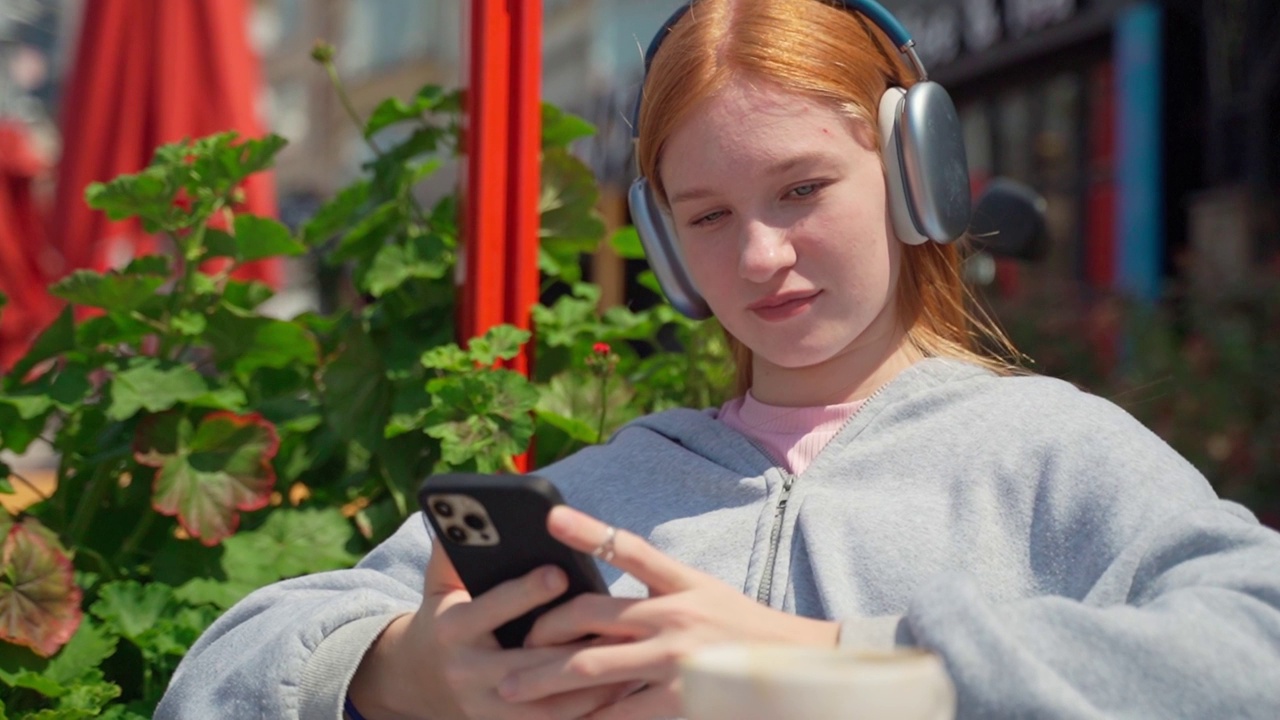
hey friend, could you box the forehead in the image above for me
[659,80,864,183]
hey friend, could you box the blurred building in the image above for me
[881,0,1279,306]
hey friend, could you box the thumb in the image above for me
[424,545,469,601]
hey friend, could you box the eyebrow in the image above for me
[666,151,836,205]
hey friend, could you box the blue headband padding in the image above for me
[631,0,919,138]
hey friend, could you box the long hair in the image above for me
[636,0,1024,395]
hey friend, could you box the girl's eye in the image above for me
[788,182,823,198]
[691,210,726,226]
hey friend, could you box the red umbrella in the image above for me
[47,0,280,286]
[0,120,57,370]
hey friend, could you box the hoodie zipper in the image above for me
[756,471,796,604]
[750,380,895,607]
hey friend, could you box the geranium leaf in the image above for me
[221,508,358,585]
[90,581,175,644]
[0,517,84,658]
[204,309,319,377]
[50,269,166,312]
[44,619,117,688]
[106,360,210,421]
[135,412,280,546]
[229,215,306,262]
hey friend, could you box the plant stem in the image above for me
[67,461,116,544]
[322,59,383,157]
[319,57,433,227]
[595,371,609,444]
[115,509,156,564]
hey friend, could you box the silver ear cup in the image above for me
[879,88,928,246]
[898,81,970,242]
[877,85,971,245]
[628,178,713,320]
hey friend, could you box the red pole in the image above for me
[461,0,543,469]
[461,0,512,341]
[506,0,543,378]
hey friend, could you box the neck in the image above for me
[748,326,921,407]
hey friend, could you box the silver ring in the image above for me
[592,525,617,563]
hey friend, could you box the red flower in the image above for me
[593,342,611,355]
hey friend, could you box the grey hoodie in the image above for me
[157,358,1280,719]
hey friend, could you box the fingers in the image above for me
[548,506,702,596]
[438,564,569,646]
[525,594,647,648]
[499,641,667,702]
[527,683,634,720]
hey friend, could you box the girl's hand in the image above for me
[498,506,839,720]
[348,547,629,720]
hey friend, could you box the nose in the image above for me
[738,219,796,283]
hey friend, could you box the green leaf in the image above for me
[541,103,596,148]
[221,279,275,312]
[50,269,166,312]
[170,310,208,336]
[466,325,531,366]
[533,406,599,444]
[302,180,370,246]
[331,201,401,264]
[365,85,449,137]
[364,233,450,297]
[8,307,76,382]
[106,360,209,421]
[134,411,280,546]
[221,508,358,582]
[85,167,178,226]
[52,675,122,714]
[420,345,469,372]
[321,328,393,449]
[0,667,65,697]
[0,403,48,454]
[232,216,306,262]
[0,516,83,657]
[89,581,174,644]
[539,147,607,280]
[609,226,646,260]
[43,620,117,688]
[204,309,319,377]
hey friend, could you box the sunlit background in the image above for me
[1,0,1277,519]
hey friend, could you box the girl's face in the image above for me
[659,78,910,403]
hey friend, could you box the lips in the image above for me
[748,289,821,320]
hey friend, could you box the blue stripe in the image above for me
[1114,2,1164,301]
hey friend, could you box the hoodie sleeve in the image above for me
[898,386,1280,719]
[154,513,432,720]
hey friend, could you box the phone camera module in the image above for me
[463,513,487,531]
[445,526,468,543]
[433,500,455,518]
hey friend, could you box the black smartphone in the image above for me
[418,472,610,649]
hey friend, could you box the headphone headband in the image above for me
[631,0,928,138]
[627,0,971,320]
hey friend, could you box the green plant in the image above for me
[0,55,733,717]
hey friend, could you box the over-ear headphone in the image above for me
[627,0,971,320]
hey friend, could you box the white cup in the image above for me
[680,643,956,720]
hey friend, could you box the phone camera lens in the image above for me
[433,500,454,518]
[445,526,468,543]
[463,514,487,531]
